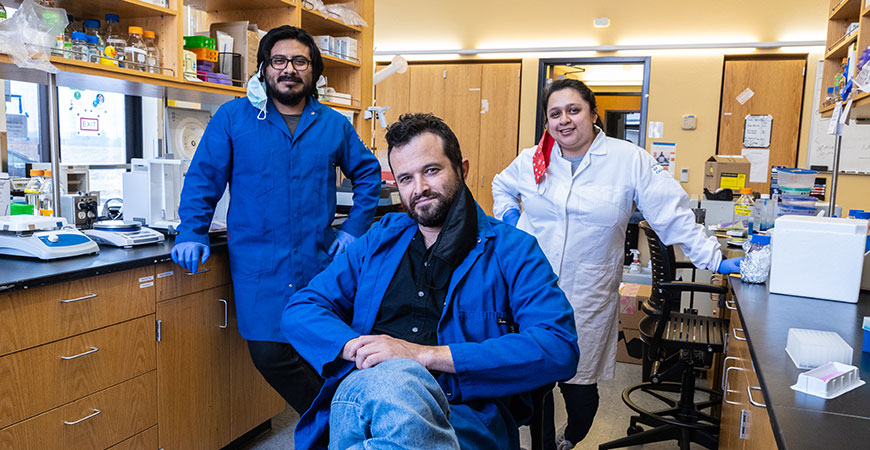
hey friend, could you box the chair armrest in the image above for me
[658,281,728,296]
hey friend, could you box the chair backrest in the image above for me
[639,220,678,311]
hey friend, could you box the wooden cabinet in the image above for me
[155,253,284,450]
[718,309,777,449]
[375,62,522,215]
[820,0,870,118]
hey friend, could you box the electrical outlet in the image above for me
[680,168,689,183]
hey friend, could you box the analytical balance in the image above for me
[0,215,99,260]
[83,220,165,248]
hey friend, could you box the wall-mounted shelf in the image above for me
[51,0,177,18]
[203,0,296,11]
[830,0,861,20]
[826,31,859,58]
[301,7,362,34]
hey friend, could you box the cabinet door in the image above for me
[409,64,446,117]
[227,292,286,441]
[156,287,232,450]
[442,64,482,199]
[478,63,521,215]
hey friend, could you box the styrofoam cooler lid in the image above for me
[773,215,868,235]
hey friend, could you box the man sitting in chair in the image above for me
[281,113,580,450]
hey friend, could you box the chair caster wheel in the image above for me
[627,425,643,435]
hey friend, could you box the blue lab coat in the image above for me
[281,206,580,450]
[176,96,381,342]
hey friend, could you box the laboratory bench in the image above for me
[0,236,285,450]
[720,279,870,449]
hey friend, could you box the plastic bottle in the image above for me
[0,3,8,23]
[628,249,641,273]
[826,87,836,107]
[143,30,160,74]
[38,170,54,216]
[733,188,754,230]
[104,14,126,68]
[68,32,88,61]
[23,169,44,215]
[740,234,772,284]
[86,35,100,63]
[125,26,147,71]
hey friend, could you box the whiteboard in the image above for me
[806,61,870,174]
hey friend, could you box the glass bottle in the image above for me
[740,234,772,284]
[733,187,754,230]
[38,170,54,216]
[125,26,147,71]
[86,35,100,64]
[68,32,88,61]
[104,14,126,68]
[24,169,44,216]
[83,19,104,48]
[143,30,160,74]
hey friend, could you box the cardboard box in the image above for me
[704,155,750,192]
[618,283,651,330]
[616,327,643,364]
[209,22,261,84]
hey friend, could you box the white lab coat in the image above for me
[492,131,721,384]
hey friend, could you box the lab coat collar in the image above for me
[552,127,607,177]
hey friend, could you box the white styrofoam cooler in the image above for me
[769,216,868,303]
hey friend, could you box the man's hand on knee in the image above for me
[341,335,454,373]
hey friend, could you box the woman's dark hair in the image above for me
[385,113,464,175]
[541,78,604,130]
[256,26,324,82]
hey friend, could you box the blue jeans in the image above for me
[329,358,461,450]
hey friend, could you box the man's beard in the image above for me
[266,73,315,107]
[404,176,462,227]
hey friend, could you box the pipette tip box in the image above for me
[785,328,853,369]
[791,361,865,399]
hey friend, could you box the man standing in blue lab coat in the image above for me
[281,113,580,450]
[171,26,381,415]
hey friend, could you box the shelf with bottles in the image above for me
[47,0,177,18]
[201,0,296,10]
[322,52,360,68]
[827,29,859,59]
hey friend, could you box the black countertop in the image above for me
[0,235,227,293]
[730,280,870,450]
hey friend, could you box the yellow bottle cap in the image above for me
[128,26,143,35]
[43,170,53,177]
[740,188,752,194]
[30,169,44,176]
[143,30,155,39]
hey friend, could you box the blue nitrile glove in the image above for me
[502,208,520,227]
[717,257,743,274]
[171,242,210,273]
[328,230,356,257]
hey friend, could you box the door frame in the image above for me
[715,53,808,167]
[535,57,651,147]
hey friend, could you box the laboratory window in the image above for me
[4,80,43,178]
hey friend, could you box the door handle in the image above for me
[185,268,211,276]
[725,299,737,310]
[60,293,98,303]
[61,346,99,360]
[64,408,101,425]
[747,385,767,408]
[723,366,743,405]
[733,328,747,341]
[721,356,739,390]
[218,298,228,329]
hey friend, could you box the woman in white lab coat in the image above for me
[491,79,742,449]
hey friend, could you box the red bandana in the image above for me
[533,130,555,184]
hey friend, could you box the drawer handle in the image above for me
[59,293,98,303]
[185,268,211,276]
[725,299,737,310]
[218,298,228,329]
[64,408,101,425]
[723,366,743,405]
[747,385,767,408]
[60,346,99,360]
[721,356,739,390]
[733,328,747,341]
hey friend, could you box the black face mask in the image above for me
[422,183,479,289]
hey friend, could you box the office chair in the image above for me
[599,221,729,450]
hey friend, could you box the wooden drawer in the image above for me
[156,251,230,301]
[107,426,157,450]
[0,267,156,356]
[0,371,157,450]
[0,316,156,429]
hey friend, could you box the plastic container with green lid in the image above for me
[184,35,216,50]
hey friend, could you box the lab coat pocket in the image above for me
[575,186,630,228]
[456,310,516,335]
